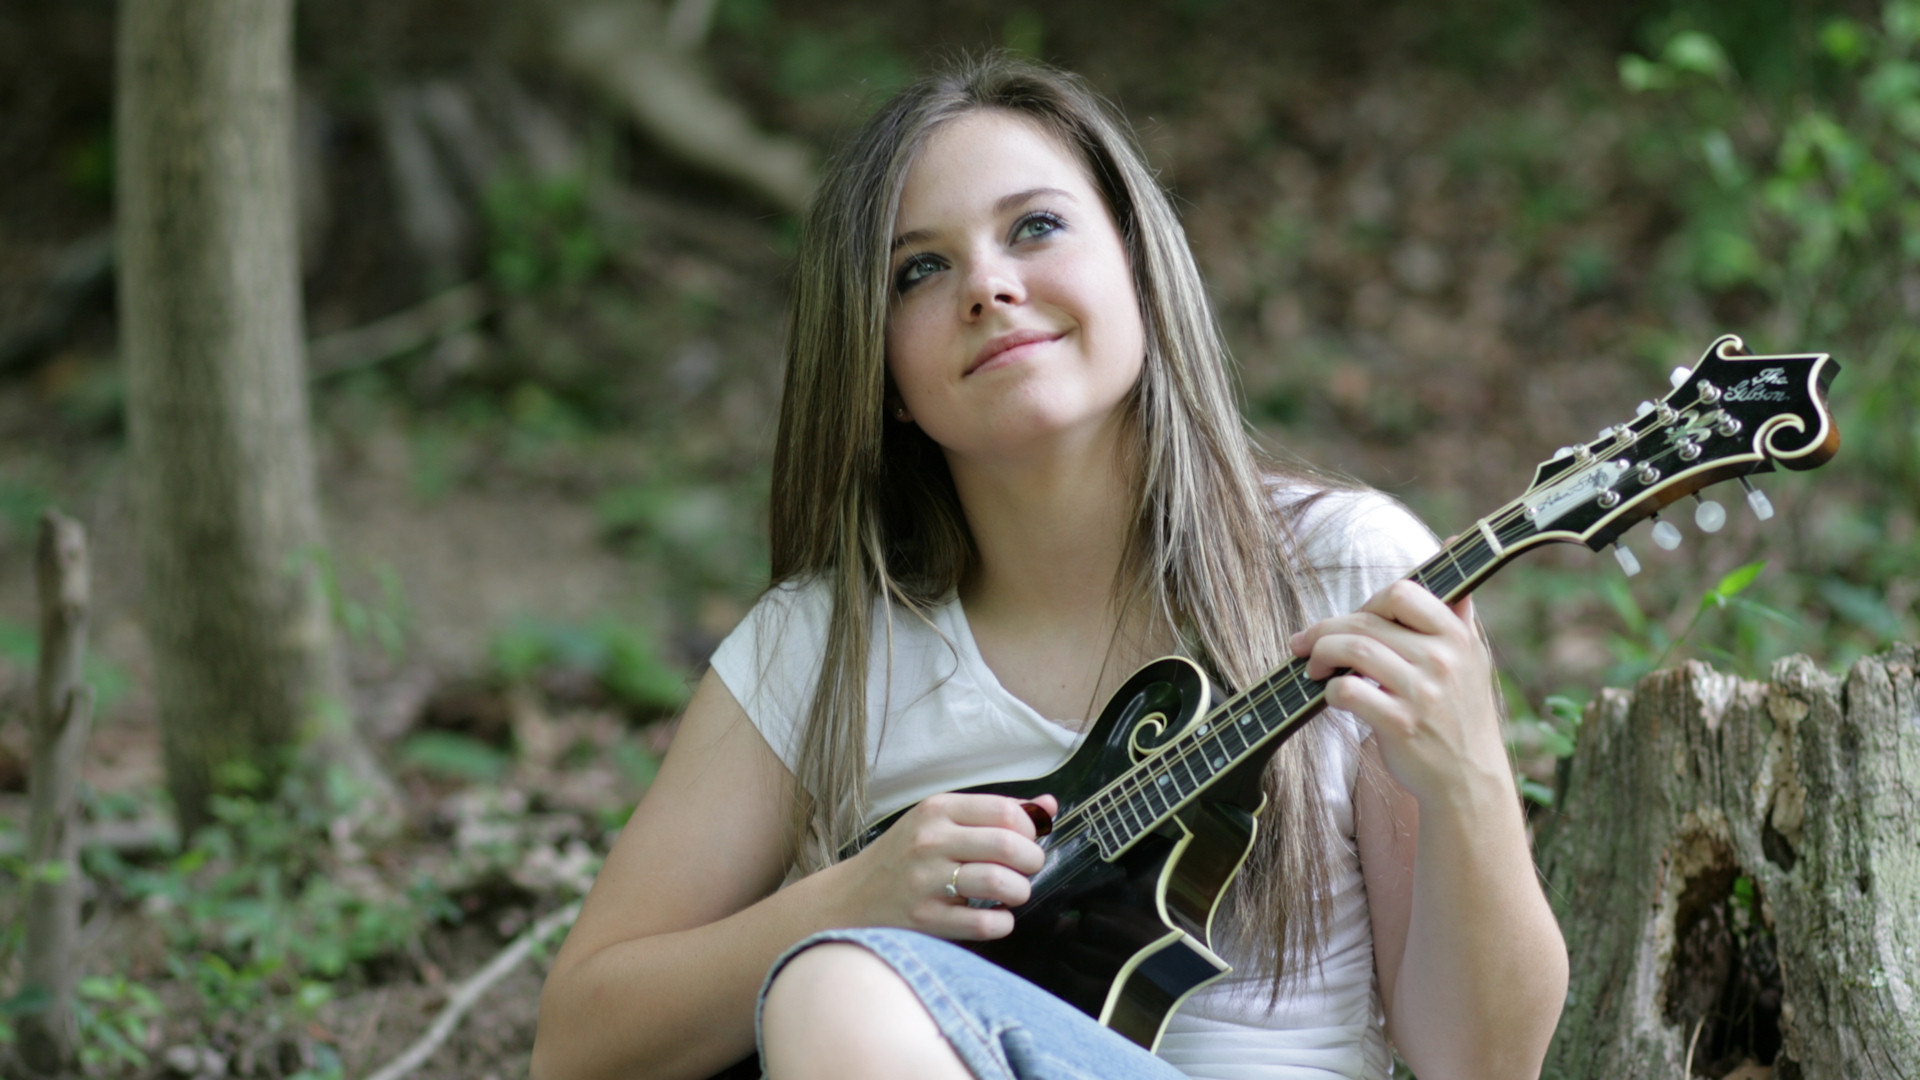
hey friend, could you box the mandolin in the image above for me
[839,333,1840,1052]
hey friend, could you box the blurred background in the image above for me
[0,0,1914,1076]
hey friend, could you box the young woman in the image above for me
[531,56,1567,1080]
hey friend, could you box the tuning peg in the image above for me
[1669,365,1693,390]
[1636,400,1655,416]
[1613,542,1642,576]
[1741,477,1774,521]
[1693,494,1726,533]
[1651,515,1683,550]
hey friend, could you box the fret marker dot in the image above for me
[1157,774,1171,786]
[1239,713,1253,725]
[1212,756,1225,768]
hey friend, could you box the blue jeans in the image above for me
[758,927,1190,1080]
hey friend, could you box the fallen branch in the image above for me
[663,0,721,51]
[0,817,178,860]
[550,0,814,214]
[307,282,489,379]
[360,899,582,1080]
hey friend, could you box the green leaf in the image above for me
[1619,54,1669,93]
[1701,130,1747,190]
[297,981,335,1011]
[0,986,51,1018]
[25,859,70,884]
[1891,0,1920,45]
[1545,694,1586,726]
[1518,776,1556,806]
[1820,17,1870,67]
[1663,31,1733,82]
[400,731,510,782]
[1711,561,1768,604]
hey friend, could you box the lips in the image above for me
[967,329,1064,375]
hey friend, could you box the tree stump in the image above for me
[1536,646,1920,1079]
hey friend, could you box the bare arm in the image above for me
[1296,583,1567,1080]
[531,669,1052,1080]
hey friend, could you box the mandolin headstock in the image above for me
[1513,334,1838,558]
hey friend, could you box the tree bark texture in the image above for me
[117,0,346,836]
[18,512,93,1077]
[1537,647,1920,1079]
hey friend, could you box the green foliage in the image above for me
[306,548,411,661]
[83,781,450,1030]
[1504,560,1801,800]
[770,25,911,103]
[1624,3,1920,511]
[483,173,606,296]
[0,479,51,542]
[596,479,768,590]
[1506,687,1583,807]
[1002,10,1045,59]
[1596,3,1920,690]
[399,730,511,782]
[75,974,163,1071]
[490,616,690,716]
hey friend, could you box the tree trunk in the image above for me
[1536,647,1920,1079]
[17,512,93,1077]
[117,0,378,837]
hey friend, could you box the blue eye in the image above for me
[1013,212,1064,241]
[895,253,945,293]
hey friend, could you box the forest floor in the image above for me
[0,1,1897,1077]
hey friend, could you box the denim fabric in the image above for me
[758,927,1190,1080]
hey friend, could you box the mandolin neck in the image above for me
[1064,517,1532,860]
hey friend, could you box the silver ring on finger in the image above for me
[943,863,963,901]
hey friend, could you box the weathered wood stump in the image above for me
[1537,646,1920,1079]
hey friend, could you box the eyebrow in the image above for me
[889,186,1078,253]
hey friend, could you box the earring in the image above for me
[893,404,912,423]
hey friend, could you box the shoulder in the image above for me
[1269,480,1439,620]
[721,577,834,654]
[1272,482,1436,573]
[707,578,835,757]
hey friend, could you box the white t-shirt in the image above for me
[710,487,1438,1080]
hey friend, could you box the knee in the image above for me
[760,944,889,1078]
[763,942,880,1030]
[761,941,967,1080]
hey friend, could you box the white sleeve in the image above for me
[707,578,832,774]
[1285,488,1445,782]
[1288,489,1441,622]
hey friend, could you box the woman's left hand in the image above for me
[1288,579,1506,807]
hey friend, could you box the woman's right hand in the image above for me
[830,792,1058,940]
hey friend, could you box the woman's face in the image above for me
[884,110,1146,468]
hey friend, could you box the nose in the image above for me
[963,253,1024,319]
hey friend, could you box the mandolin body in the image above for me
[852,655,1321,1051]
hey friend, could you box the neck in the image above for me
[947,417,1138,631]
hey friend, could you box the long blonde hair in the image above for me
[768,53,1348,979]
